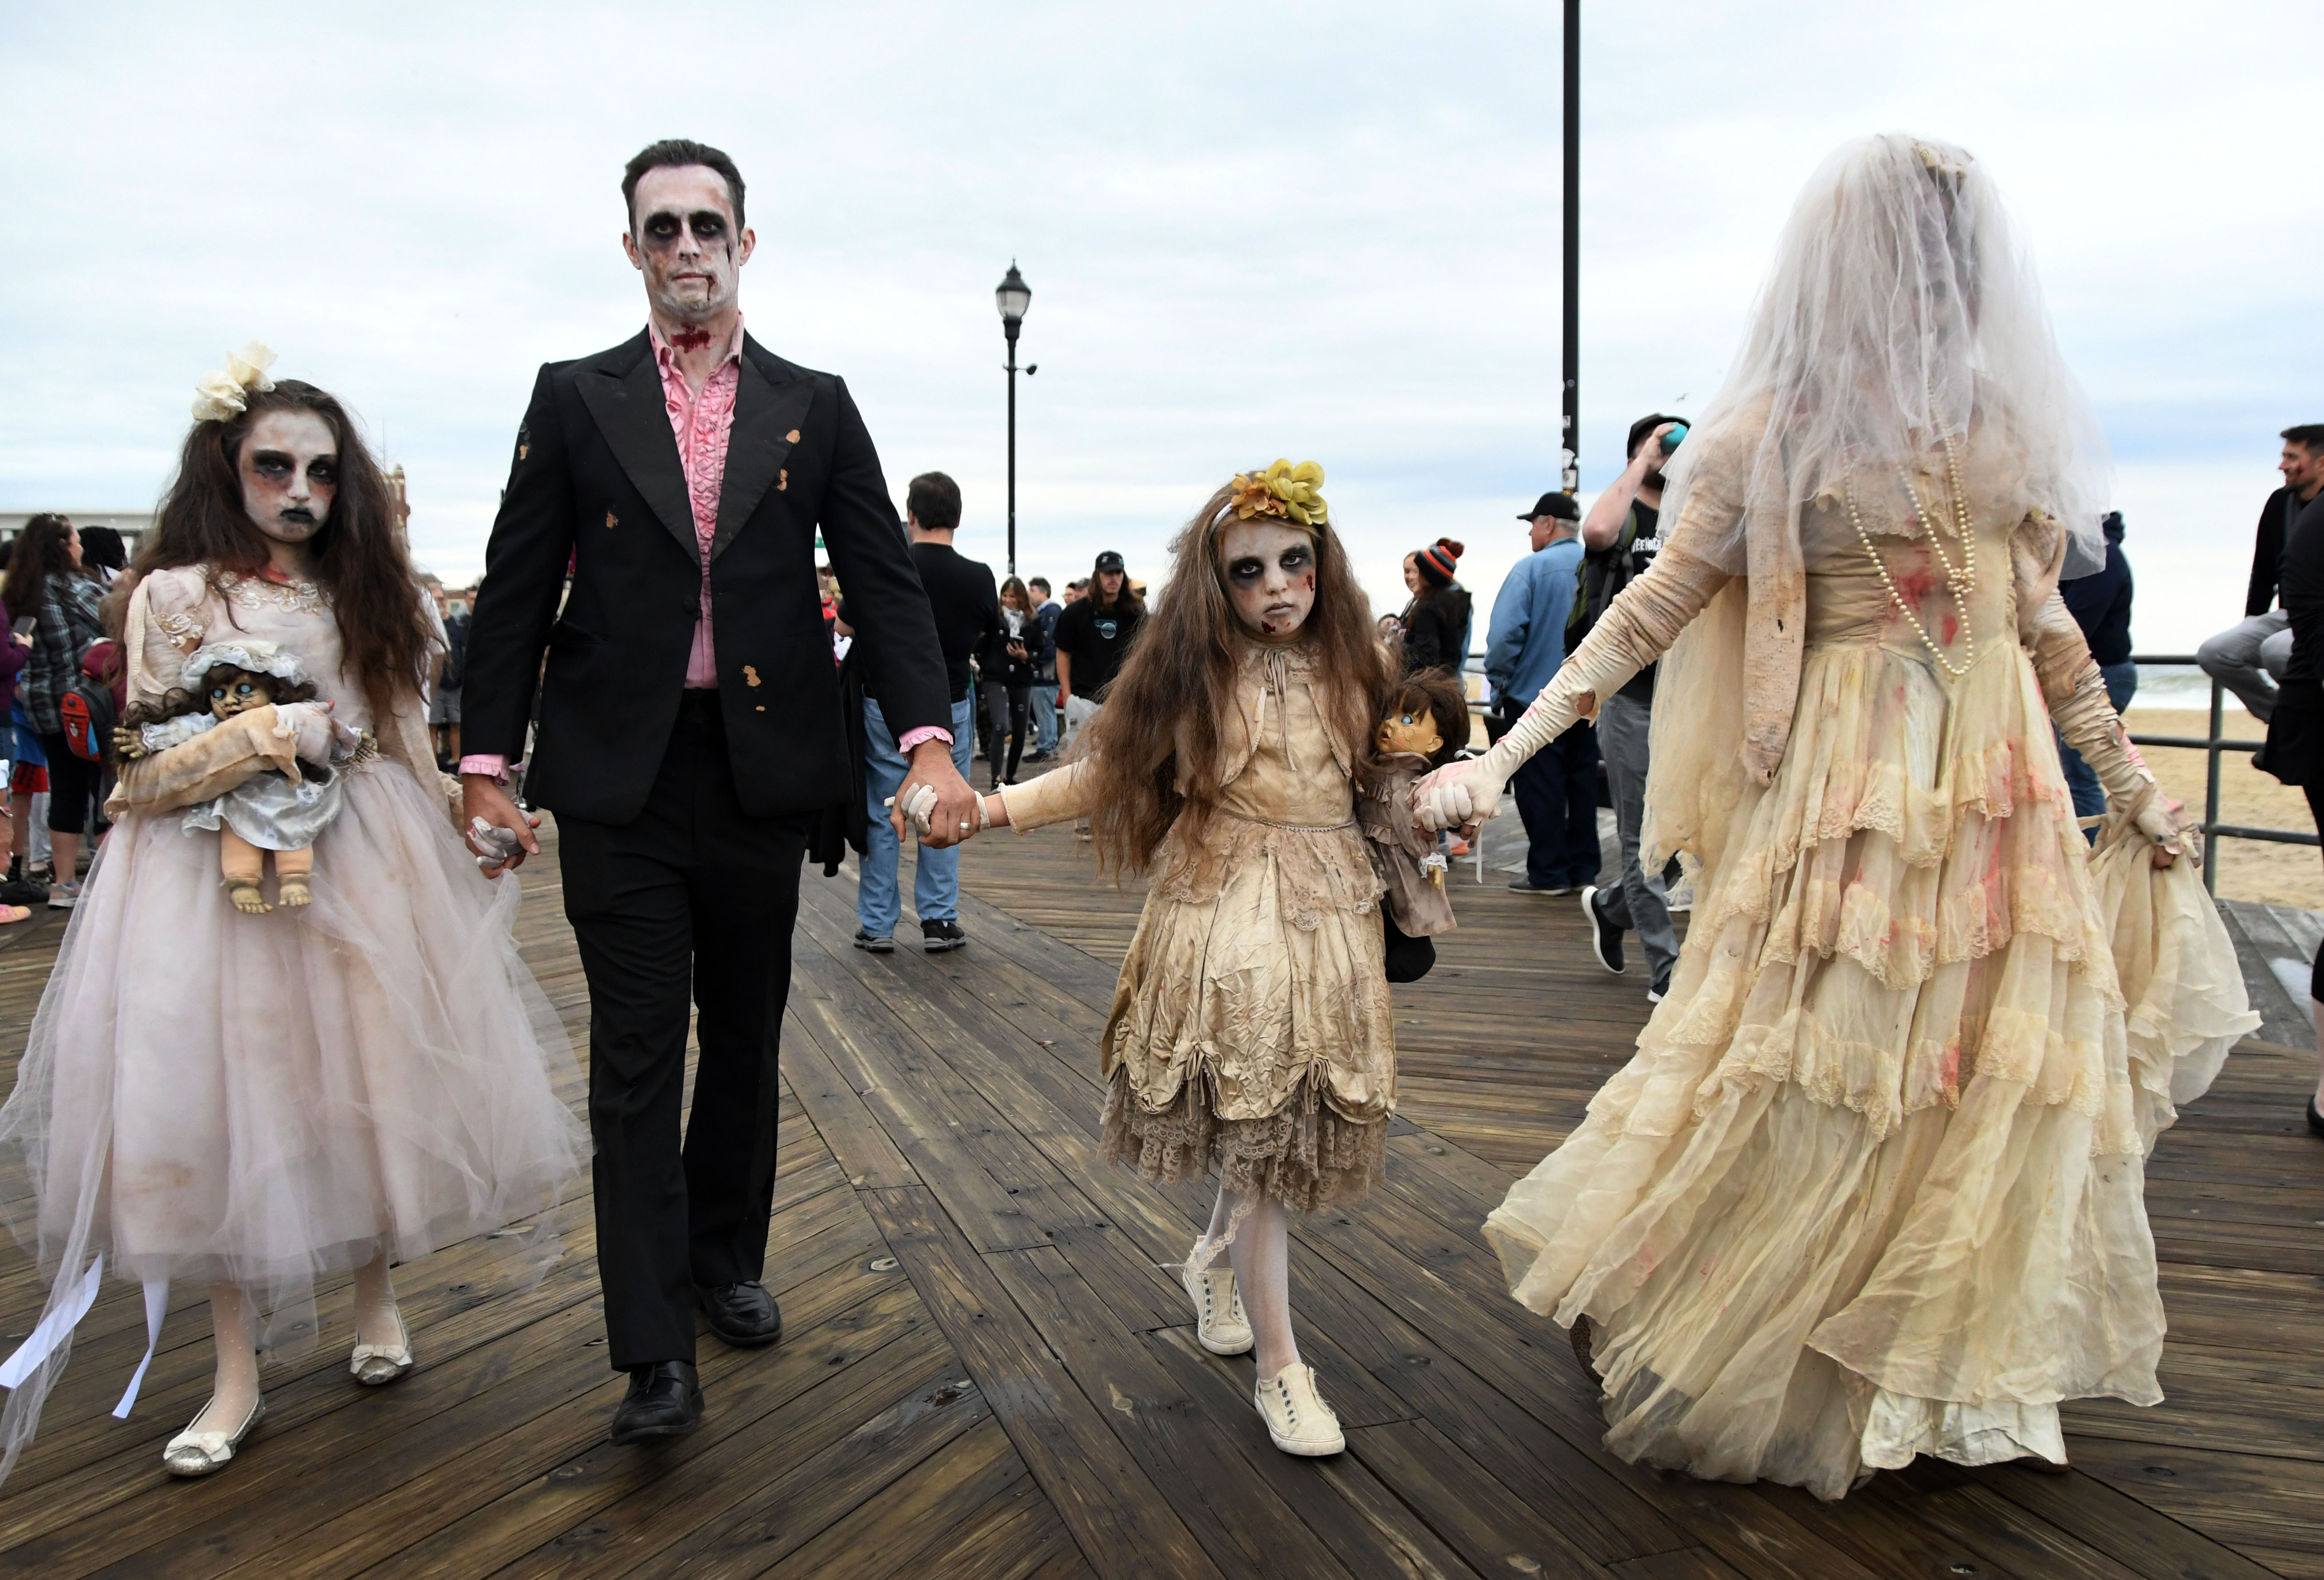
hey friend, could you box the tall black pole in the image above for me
[1561,0,1580,494]
[1005,320,1020,577]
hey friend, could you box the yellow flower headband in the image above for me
[1223,459,1329,529]
[191,341,277,424]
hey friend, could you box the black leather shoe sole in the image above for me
[610,1396,702,1445]
[696,1290,783,1348]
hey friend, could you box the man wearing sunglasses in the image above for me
[461,138,968,1448]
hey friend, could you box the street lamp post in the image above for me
[995,263,1032,576]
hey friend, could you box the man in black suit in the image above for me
[460,138,976,1445]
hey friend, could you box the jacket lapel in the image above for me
[574,341,697,562]
[713,347,815,561]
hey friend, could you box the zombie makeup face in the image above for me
[239,409,338,548]
[1219,520,1317,639]
[623,164,754,332]
[206,668,278,719]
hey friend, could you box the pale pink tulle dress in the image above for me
[0,566,584,1472]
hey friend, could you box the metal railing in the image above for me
[1453,649,2320,895]
[2126,654,2317,895]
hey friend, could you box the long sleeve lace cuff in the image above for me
[997,759,1093,833]
[108,705,303,819]
[1479,543,1733,782]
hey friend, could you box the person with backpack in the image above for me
[3,514,106,909]
[1572,413,1686,999]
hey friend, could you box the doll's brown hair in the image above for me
[1389,668,1470,768]
[119,664,318,732]
[1073,478,1393,882]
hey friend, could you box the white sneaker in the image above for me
[1254,1363,1344,1456]
[1181,1262,1252,1356]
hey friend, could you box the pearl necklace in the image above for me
[1843,428,1978,678]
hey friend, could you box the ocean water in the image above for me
[2128,663,2244,712]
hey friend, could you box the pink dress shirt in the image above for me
[460,319,946,785]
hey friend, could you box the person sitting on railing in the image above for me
[2056,510,2137,833]
[2197,424,2324,720]
[2254,452,2324,1139]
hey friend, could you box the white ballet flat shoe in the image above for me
[1254,1363,1344,1456]
[1182,1262,1253,1356]
[163,1393,265,1478]
[350,1308,414,1386]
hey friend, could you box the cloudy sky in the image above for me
[0,1,2313,650]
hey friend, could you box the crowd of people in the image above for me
[0,129,2300,1519]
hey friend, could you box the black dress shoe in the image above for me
[610,1360,702,1444]
[695,1281,783,1347]
[2308,1098,2324,1139]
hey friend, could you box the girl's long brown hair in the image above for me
[1076,480,1392,880]
[106,380,434,718]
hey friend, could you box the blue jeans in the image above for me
[858,696,975,936]
[1030,678,1058,754]
[2057,661,2139,829]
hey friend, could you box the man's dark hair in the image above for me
[2283,424,2324,453]
[1029,577,1051,594]
[1626,413,1687,459]
[906,472,962,534]
[622,139,746,233]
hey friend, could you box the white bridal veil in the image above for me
[1640,132,2114,877]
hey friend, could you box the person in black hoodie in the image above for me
[2056,511,2135,826]
[1398,538,1471,674]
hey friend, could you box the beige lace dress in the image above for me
[1479,434,2258,1498]
[997,637,1396,1211]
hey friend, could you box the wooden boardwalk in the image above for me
[0,801,2319,1578]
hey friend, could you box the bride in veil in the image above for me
[1416,133,2257,1498]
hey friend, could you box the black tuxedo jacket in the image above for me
[464,330,950,825]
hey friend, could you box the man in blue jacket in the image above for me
[1485,492,1598,894]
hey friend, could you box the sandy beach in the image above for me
[2125,706,2320,909]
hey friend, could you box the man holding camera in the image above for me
[1573,413,1685,1002]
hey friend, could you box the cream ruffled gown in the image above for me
[999,638,1396,1211]
[1483,491,2257,1498]
[0,567,584,1458]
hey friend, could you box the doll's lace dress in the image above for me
[1481,515,2256,1498]
[0,567,584,1477]
[1001,640,1395,1213]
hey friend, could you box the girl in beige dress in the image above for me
[976,462,1396,1455]
[1416,134,2257,1498]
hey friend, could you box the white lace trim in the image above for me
[215,572,329,618]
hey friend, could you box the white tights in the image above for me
[1196,1183,1300,1380]
[186,1254,404,1436]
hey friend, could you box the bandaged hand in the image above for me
[1412,759,1507,833]
[270,700,339,764]
[2134,794,2201,868]
[888,783,991,842]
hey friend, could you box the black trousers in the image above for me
[1512,717,1600,889]
[559,693,812,1369]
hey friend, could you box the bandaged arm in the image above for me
[108,704,315,818]
[2027,589,2192,853]
[1416,543,1732,829]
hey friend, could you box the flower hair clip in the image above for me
[1224,459,1329,528]
[191,342,278,423]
